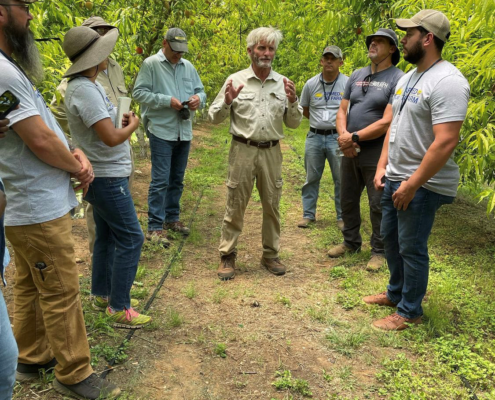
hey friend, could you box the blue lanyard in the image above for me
[399,58,442,115]
[320,73,339,106]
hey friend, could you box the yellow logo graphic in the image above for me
[315,93,323,98]
[417,90,422,95]
[396,88,403,95]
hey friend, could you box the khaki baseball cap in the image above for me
[396,9,450,42]
[322,45,343,59]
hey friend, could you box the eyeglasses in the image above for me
[362,73,374,95]
[0,3,30,14]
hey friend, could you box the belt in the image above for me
[310,127,338,135]
[232,135,279,149]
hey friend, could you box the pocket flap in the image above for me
[226,179,238,189]
[271,93,286,101]
[117,85,128,94]
[238,93,255,100]
[275,178,283,189]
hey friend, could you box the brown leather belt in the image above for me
[232,135,279,149]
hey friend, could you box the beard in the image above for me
[251,54,273,69]
[404,40,426,64]
[3,12,44,84]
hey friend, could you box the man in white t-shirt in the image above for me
[298,46,348,231]
[364,10,470,331]
[0,1,119,398]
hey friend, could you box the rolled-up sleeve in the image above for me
[133,61,172,109]
[208,79,230,124]
[284,98,303,129]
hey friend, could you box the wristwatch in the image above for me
[352,132,360,143]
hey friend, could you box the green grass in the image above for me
[272,370,312,397]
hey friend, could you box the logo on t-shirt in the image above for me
[313,91,344,101]
[356,80,389,90]
[394,87,423,104]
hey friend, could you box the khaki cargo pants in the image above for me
[6,213,93,385]
[219,139,283,258]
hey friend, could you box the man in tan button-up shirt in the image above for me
[209,27,302,280]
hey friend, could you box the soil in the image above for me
[6,124,414,400]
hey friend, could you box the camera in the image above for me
[178,100,190,120]
[0,91,20,119]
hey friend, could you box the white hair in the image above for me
[246,27,283,50]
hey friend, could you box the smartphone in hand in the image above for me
[0,91,20,119]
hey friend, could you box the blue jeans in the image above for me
[148,134,191,231]
[84,177,144,311]
[301,131,342,220]
[0,289,18,400]
[381,179,454,319]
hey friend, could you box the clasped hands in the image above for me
[337,130,360,158]
[171,95,201,111]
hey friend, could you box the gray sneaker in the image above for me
[53,373,121,400]
[16,358,57,382]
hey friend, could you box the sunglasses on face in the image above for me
[0,3,30,14]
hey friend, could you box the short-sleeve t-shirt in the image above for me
[300,73,349,129]
[344,65,404,165]
[386,61,470,197]
[0,53,77,226]
[65,78,131,178]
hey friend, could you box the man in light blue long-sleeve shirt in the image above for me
[133,28,206,245]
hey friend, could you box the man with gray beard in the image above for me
[0,1,120,398]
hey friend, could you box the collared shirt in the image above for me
[133,50,206,141]
[51,58,128,135]
[209,66,302,141]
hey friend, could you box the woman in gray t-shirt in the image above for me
[62,26,150,329]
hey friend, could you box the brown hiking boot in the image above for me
[363,292,397,308]
[372,312,422,331]
[327,243,355,258]
[366,254,386,271]
[218,253,236,280]
[297,218,315,228]
[146,230,170,248]
[164,221,190,236]
[261,257,286,276]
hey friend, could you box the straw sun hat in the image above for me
[63,26,119,78]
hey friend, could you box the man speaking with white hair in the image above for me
[210,27,302,280]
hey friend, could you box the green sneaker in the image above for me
[105,306,151,329]
[92,296,139,311]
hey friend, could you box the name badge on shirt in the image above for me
[322,110,330,121]
[390,123,398,143]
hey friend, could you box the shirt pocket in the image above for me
[233,92,256,117]
[182,78,194,95]
[268,92,286,119]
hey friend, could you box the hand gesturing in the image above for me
[224,79,244,105]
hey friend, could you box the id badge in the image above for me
[322,110,330,121]
[390,123,398,143]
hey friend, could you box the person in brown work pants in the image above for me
[209,27,302,280]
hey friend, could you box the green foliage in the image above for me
[214,342,227,358]
[272,370,313,397]
[91,341,129,366]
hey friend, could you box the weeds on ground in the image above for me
[214,343,227,358]
[272,370,312,397]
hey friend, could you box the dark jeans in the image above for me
[381,179,454,319]
[148,134,191,231]
[84,177,144,311]
[340,156,384,254]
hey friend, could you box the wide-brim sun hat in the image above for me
[82,16,116,30]
[365,28,401,66]
[62,26,119,78]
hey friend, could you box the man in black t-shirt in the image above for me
[328,29,404,271]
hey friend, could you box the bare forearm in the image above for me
[32,138,81,173]
[377,128,391,171]
[356,118,390,141]
[336,108,347,135]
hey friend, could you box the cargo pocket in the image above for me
[117,85,128,97]
[268,93,286,119]
[29,253,63,294]
[226,179,238,212]
[233,92,256,118]
[272,178,283,207]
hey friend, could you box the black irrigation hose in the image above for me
[459,373,479,400]
[100,189,205,379]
